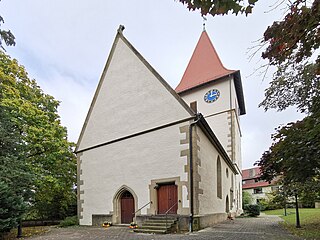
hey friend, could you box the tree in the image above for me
[255,111,320,194]
[0,1,15,49]
[0,51,76,230]
[242,191,253,207]
[178,0,258,16]
[0,181,25,237]
[259,0,320,114]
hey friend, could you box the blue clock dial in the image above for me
[204,89,220,103]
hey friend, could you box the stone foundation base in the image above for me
[91,212,232,230]
[92,214,113,226]
[135,213,228,231]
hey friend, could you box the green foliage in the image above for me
[257,199,268,211]
[267,191,286,210]
[256,110,320,191]
[0,51,76,228]
[260,63,320,113]
[245,204,260,217]
[178,0,258,17]
[261,0,320,74]
[260,0,320,114]
[59,216,78,228]
[264,208,320,239]
[0,181,25,235]
[0,1,15,49]
[242,191,252,207]
[257,13,320,204]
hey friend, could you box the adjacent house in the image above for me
[76,25,246,231]
[242,167,279,204]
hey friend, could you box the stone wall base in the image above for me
[195,213,227,230]
[92,214,113,226]
[136,213,227,232]
[91,213,229,230]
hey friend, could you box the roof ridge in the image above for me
[175,31,237,93]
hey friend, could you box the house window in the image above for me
[217,156,222,199]
[254,188,262,194]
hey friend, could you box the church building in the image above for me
[76,25,246,232]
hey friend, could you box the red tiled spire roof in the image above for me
[175,31,237,93]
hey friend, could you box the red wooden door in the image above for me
[120,191,134,223]
[157,184,178,214]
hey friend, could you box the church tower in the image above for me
[176,30,246,210]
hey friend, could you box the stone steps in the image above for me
[134,215,177,234]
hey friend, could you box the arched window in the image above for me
[217,156,222,199]
[226,195,230,213]
[230,174,234,208]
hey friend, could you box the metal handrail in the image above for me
[133,201,152,216]
[165,200,181,230]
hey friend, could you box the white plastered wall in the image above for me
[243,186,274,205]
[197,127,235,215]
[180,77,233,151]
[79,122,189,225]
[78,36,191,151]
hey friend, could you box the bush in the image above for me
[59,216,78,227]
[245,204,260,217]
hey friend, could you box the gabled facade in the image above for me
[76,26,246,231]
[242,167,279,204]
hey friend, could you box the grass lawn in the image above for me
[263,208,320,239]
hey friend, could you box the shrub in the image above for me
[59,216,78,227]
[245,204,260,217]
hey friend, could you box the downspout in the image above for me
[189,114,201,233]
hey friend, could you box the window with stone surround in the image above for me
[217,156,222,199]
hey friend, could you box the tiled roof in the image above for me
[242,181,272,189]
[242,167,261,180]
[175,31,237,93]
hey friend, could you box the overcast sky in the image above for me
[1,0,302,169]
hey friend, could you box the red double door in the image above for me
[157,184,178,214]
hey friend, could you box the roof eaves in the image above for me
[233,71,246,115]
[177,71,237,95]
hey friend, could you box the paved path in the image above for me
[27,214,301,240]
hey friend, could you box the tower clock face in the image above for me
[204,89,220,103]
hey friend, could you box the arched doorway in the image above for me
[120,191,134,223]
[112,185,137,224]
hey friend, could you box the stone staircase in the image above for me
[133,215,178,234]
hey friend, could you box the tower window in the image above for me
[190,101,197,113]
[217,156,222,199]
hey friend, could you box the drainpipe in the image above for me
[189,114,201,232]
